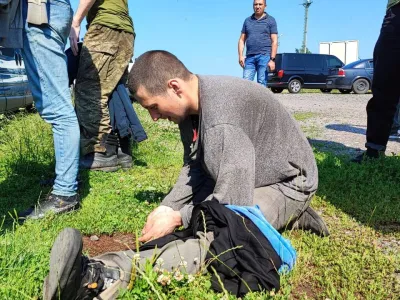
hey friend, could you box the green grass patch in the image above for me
[0,106,398,299]
[293,112,317,122]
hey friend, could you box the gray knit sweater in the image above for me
[162,75,318,227]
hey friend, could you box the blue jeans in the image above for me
[243,54,270,86]
[21,0,80,196]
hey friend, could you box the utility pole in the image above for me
[301,0,313,54]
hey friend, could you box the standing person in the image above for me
[354,0,400,161]
[69,0,135,171]
[238,0,278,87]
[1,0,81,219]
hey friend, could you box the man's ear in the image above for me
[168,79,182,95]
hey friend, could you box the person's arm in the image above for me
[69,0,97,56]
[238,33,247,68]
[138,162,209,242]
[267,18,279,71]
[238,20,247,68]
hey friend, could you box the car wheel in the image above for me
[320,89,332,93]
[288,79,302,94]
[271,88,283,93]
[352,79,370,94]
[339,89,351,94]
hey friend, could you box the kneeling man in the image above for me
[129,50,329,242]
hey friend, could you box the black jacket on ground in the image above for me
[140,200,282,297]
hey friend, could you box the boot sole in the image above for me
[89,166,121,172]
[118,160,133,170]
[43,228,83,299]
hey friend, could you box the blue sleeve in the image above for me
[270,17,278,34]
[241,20,247,34]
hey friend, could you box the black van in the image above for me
[267,53,344,94]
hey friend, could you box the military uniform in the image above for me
[74,0,134,155]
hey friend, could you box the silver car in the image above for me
[0,48,33,113]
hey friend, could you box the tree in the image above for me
[295,47,312,54]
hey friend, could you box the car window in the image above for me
[286,54,305,68]
[354,62,366,69]
[326,56,343,69]
[304,55,323,69]
[275,54,282,70]
[367,60,374,68]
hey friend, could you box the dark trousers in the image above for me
[366,4,400,151]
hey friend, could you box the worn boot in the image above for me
[117,134,133,170]
[292,207,330,237]
[19,193,80,220]
[351,147,385,163]
[43,228,121,300]
[80,133,119,172]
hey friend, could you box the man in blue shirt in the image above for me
[238,0,278,86]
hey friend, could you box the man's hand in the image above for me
[138,206,182,243]
[267,60,276,72]
[239,56,245,68]
[69,19,81,56]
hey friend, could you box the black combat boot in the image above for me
[43,228,121,300]
[351,147,385,163]
[80,133,119,172]
[117,134,133,170]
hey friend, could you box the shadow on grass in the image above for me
[134,189,167,204]
[0,160,92,233]
[308,139,363,159]
[315,145,400,233]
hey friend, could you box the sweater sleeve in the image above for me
[202,124,255,207]
[160,161,214,227]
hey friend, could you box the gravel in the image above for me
[275,93,400,156]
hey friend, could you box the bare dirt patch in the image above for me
[82,232,136,257]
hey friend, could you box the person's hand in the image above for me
[69,19,81,56]
[139,206,176,240]
[138,209,182,243]
[267,60,276,72]
[143,205,174,229]
[239,56,245,68]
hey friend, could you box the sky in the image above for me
[69,0,387,77]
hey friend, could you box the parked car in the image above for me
[326,58,373,94]
[267,53,344,94]
[0,48,33,113]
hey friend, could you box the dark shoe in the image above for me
[292,207,330,237]
[117,135,133,169]
[43,228,86,300]
[80,133,120,172]
[79,152,120,172]
[19,193,80,220]
[351,148,384,163]
[43,228,105,300]
[43,228,121,300]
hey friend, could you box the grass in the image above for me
[0,106,399,299]
[293,112,317,122]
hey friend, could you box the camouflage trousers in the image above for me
[74,25,134,155]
